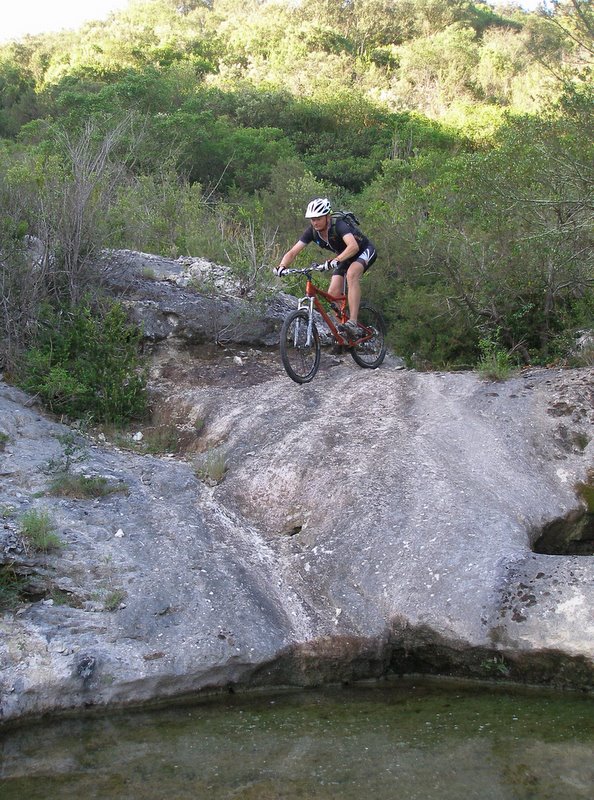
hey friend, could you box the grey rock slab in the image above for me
[210,368,593,643]
[0,362,592,723]
[98,249,295,347]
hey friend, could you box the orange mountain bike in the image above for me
[279,262,387,384]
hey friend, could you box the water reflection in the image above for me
[1,680,593,799]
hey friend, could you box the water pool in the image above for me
[1,679,592,799]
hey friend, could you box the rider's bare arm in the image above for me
[334,232,359,265]
[277,240,307,271]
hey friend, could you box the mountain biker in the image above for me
[274,198,377,338]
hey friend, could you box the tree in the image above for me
[413,112,592,363]
[0,58,39,137]
[390,24,481,115]
[0,114,146,373]
[36,115,143,304]
[527,0,593,86]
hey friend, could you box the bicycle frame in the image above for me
[292,265,378,348]
[279,262,387,382]
[297,274,350,346]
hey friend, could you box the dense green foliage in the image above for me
[20,300,147,422]
[0,0,592,381]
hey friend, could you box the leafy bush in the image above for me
[476,335,515,381]
[20,299,147,423]
[106,171,208,257]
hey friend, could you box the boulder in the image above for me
[99,249,296,347]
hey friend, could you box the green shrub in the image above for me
[379,283,478,369]
[48,473,128,499]
[0,564,25,611]
[20,299,147,424]
[103,588,127,611]
[196,449,228,486]
[477,336,515,381]
[20,509,63,552]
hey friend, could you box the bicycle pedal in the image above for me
[337,324,357,341]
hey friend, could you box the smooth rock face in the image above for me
[0,253,592,723]
[1,363,592,723]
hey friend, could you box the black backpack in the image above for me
[330,210,364,241]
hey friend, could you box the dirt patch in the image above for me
[150,343,281,389]
[149,342,349,390]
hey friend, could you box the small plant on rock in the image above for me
[45,432,87,475]
[48,473,128,499]
[196,449,228,486]
[0,564,25,610]
[103,588,127,611]
[477,334,515,381]
[139,425,182,455]
[49,588,80,607]
[20,509,64,553]
[1,504,16,519]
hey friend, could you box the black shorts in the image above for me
[333,245,377,277]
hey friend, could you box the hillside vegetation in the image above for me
[0,0,592,392]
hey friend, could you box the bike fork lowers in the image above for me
[297,296,315,346]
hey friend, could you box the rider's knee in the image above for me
[347,263,363,281]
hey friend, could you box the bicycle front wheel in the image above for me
[350,303,387,369]
[280,309,321,384]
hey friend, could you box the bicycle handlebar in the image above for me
[280,262,326,276]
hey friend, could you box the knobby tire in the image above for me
[350,303,387,369]
[280,309,321,383]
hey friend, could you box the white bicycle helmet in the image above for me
[305,197,332,218]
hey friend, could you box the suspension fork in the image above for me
[297,296,315,346]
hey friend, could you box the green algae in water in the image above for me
[1,680,593,800]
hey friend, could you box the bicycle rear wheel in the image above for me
[280,309,321,383]
[350,303,387,369]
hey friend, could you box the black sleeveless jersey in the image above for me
[299,217,370,255]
